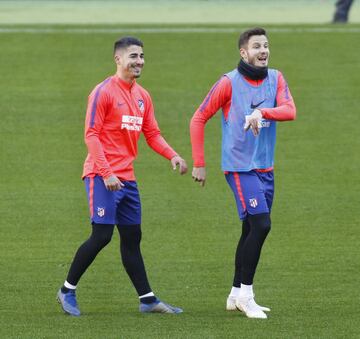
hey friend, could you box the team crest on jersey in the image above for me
[97,207,105,217]
[138,99,145,113]
[249,198,258,208]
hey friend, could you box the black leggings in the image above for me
[233,213,271,286]
[66,223,151,296]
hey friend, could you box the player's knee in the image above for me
[260,214,271,234]
[97,232,113,246]
[118,224,142,247]
[248,213,271,237]
[261,220,271,236]
[91,223,114,247]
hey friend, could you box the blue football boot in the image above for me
[57,289,81,316]
[140,298,183,314]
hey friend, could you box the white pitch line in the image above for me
[0,27,360,34]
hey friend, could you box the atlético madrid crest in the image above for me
[138,99,145,113]
[97,207,105,217]
[249,198,258,208]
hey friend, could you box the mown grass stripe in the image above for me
[1,26,360,34]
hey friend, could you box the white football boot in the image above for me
[226,295,270,312]
[235,295,268,319]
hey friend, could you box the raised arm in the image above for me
[260,71,296,121]
[244,71,296,136]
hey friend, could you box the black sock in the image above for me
[61,286,71,294]
[139,296,157,304]
[117,224,152,296]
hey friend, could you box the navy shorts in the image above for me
[84,176,141,225]
[225,170,274,220]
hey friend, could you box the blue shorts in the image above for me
[84,176,141,225]
[225,170,274,220]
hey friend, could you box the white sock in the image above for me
[139,291,155,299]
[229,286,241,297]
[239,283,253,297]
[64,280,77,290]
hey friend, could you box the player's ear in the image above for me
[114,54,121,65]
[239,48,247,61]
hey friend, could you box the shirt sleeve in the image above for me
[260,71,296,121]
[142,92,177,160]
[190,76,232,167]
[84,87,113,179]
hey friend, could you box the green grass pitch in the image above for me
[0,24,360,338]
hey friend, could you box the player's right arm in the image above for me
[190,76,232,186]
[84,84,123,191]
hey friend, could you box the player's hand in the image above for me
[244,109,263,136]
[192,167,206,187]
[103,175,124,191]
[171,155,188,175]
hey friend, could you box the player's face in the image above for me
[115,45,145,80]
[240,35,269,67]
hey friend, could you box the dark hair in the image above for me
[238,27,267,49]
[114,36,143,54]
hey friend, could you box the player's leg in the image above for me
[236,170,274,314]
[117,223,152,297]
[237,171,273,318]
[333,0,354,23]
[239,170,274,287]
[57,176,117,316]
[116,181,182,314]
[225,171,270,318]
[226,218,251,310]
[240,212,271,286]
[233,218,251,288]
[235,212,271,318]
[225,172,249,310]
[57,223,114,316]
[64,223,115,288]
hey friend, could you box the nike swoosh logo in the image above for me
[250,99,265,109]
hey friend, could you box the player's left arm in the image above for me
[260,71,296,121]
[142,93,187,175]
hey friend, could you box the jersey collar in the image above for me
[113,75,136,90]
